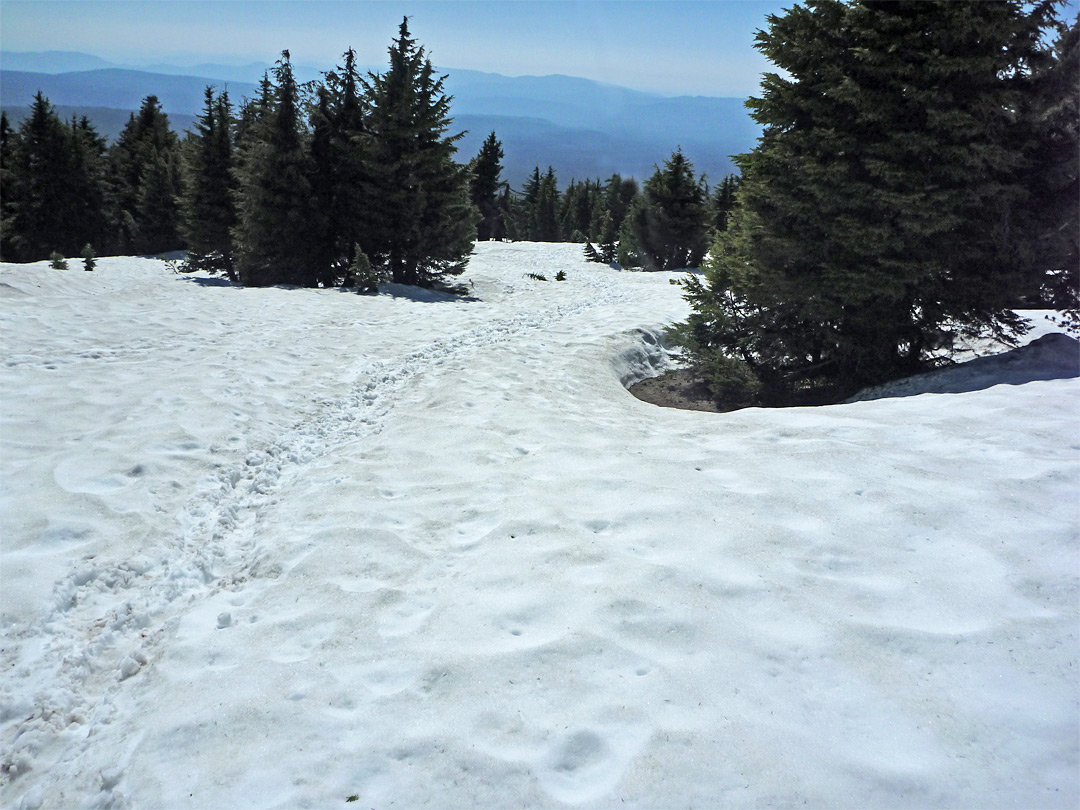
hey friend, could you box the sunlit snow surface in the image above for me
[1,243,1077,809]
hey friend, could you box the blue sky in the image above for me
[0,0,791,96]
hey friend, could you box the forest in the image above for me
[1,1,1077,401]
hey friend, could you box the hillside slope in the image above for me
[2,244,1077,808]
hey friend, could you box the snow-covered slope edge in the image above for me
[1,244,1076,809]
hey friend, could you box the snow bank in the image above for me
[1,244,1077,809]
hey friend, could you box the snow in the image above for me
[1,242,1077,809]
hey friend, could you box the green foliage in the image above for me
[179,87,236,279]
[347,245,380,294]
[554,270,567,281]
[709,174,740,234]
[469,131,507,241]
[625,148,708,271]
[681,0,1066,397]
[233,51,319,287]
[107,95,183,254]
[362,18,477,287]
[49,251,68,270]
[2,95,111,262]
[81,243,96,271]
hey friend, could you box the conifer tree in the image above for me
[0,112,14,260]
[532,167,561,241]
[469,131,506,241]
[626,148,708,270]
[363,18,476,287]
[106,95,182,254]
[310,48,372,285]
[709,174,740,234]
[1026,15,1078,321]
[682,0,1065,398]
[232,51,319,286]
[180,87,237,277]
[4,93,78,261]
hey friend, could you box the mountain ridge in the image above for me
[1,51,759,186]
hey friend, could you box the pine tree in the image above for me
[4,93,77,261]
[533,167,561,241]
[106,95,182,254]
[363,18,476,287]
[0,111,14,260]
[1026,15,1078,322]
[233,51,319,287]
[180,87,237,276]
[469,131,506,241]
[309,48,372,285]
[626,148,708,270]
[68,116,110,254]
[709,174,740,234]
[681,0,1064,399]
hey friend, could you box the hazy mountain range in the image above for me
[1,50,760,188]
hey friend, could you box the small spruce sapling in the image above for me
[81,243,96,271]
[555,270,567,281]
[49,251,68,270]
[348,246,379,295]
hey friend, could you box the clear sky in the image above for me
[0,0,792,96]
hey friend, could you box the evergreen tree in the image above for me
[180,87,237,276]
[106,95,182,254]
[0,111,14,260]
[68,116,110,252]
[363,18,476,287]
[81,243,97,271]
[709,174,740,234]
[559,178,599,241]
[310,48,372,286]
[1026,15,1078,321]
[532,167,561,241]
[626,148,708,270]
[681,0,1064,399]
[4,93,77,261]
[232,51,319,286]
[469,131,506,241]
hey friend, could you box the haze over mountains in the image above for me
[1,50,759,188]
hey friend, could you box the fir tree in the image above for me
[469,131,506,241]
[681,0,1065,398]
[180,87,237,277]
[532,167,561,241]
[4,93,77,261]
[309,48,372,286]
[1026,15,1078,322]
[0,111,14,260]
[232,51,319,287]
[107,95,182,254]
[626,148,708,270]
[81,243,97,271]
[363,18,476,287]
[709,174,740,234]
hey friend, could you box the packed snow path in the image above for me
[1,243,1077,809]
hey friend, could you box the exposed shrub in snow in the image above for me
[48,251,68,270]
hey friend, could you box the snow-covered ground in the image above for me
[1,242,1077,809]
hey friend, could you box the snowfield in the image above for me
[1,242,1077,809]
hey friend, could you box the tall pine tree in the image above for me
[469,131,506,241]
[232,51,319,287]
[4,94,80,261]
[363,18,476,287]
[180,87,237,276]
[681,0,1065,399]
[107,95,182,254]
